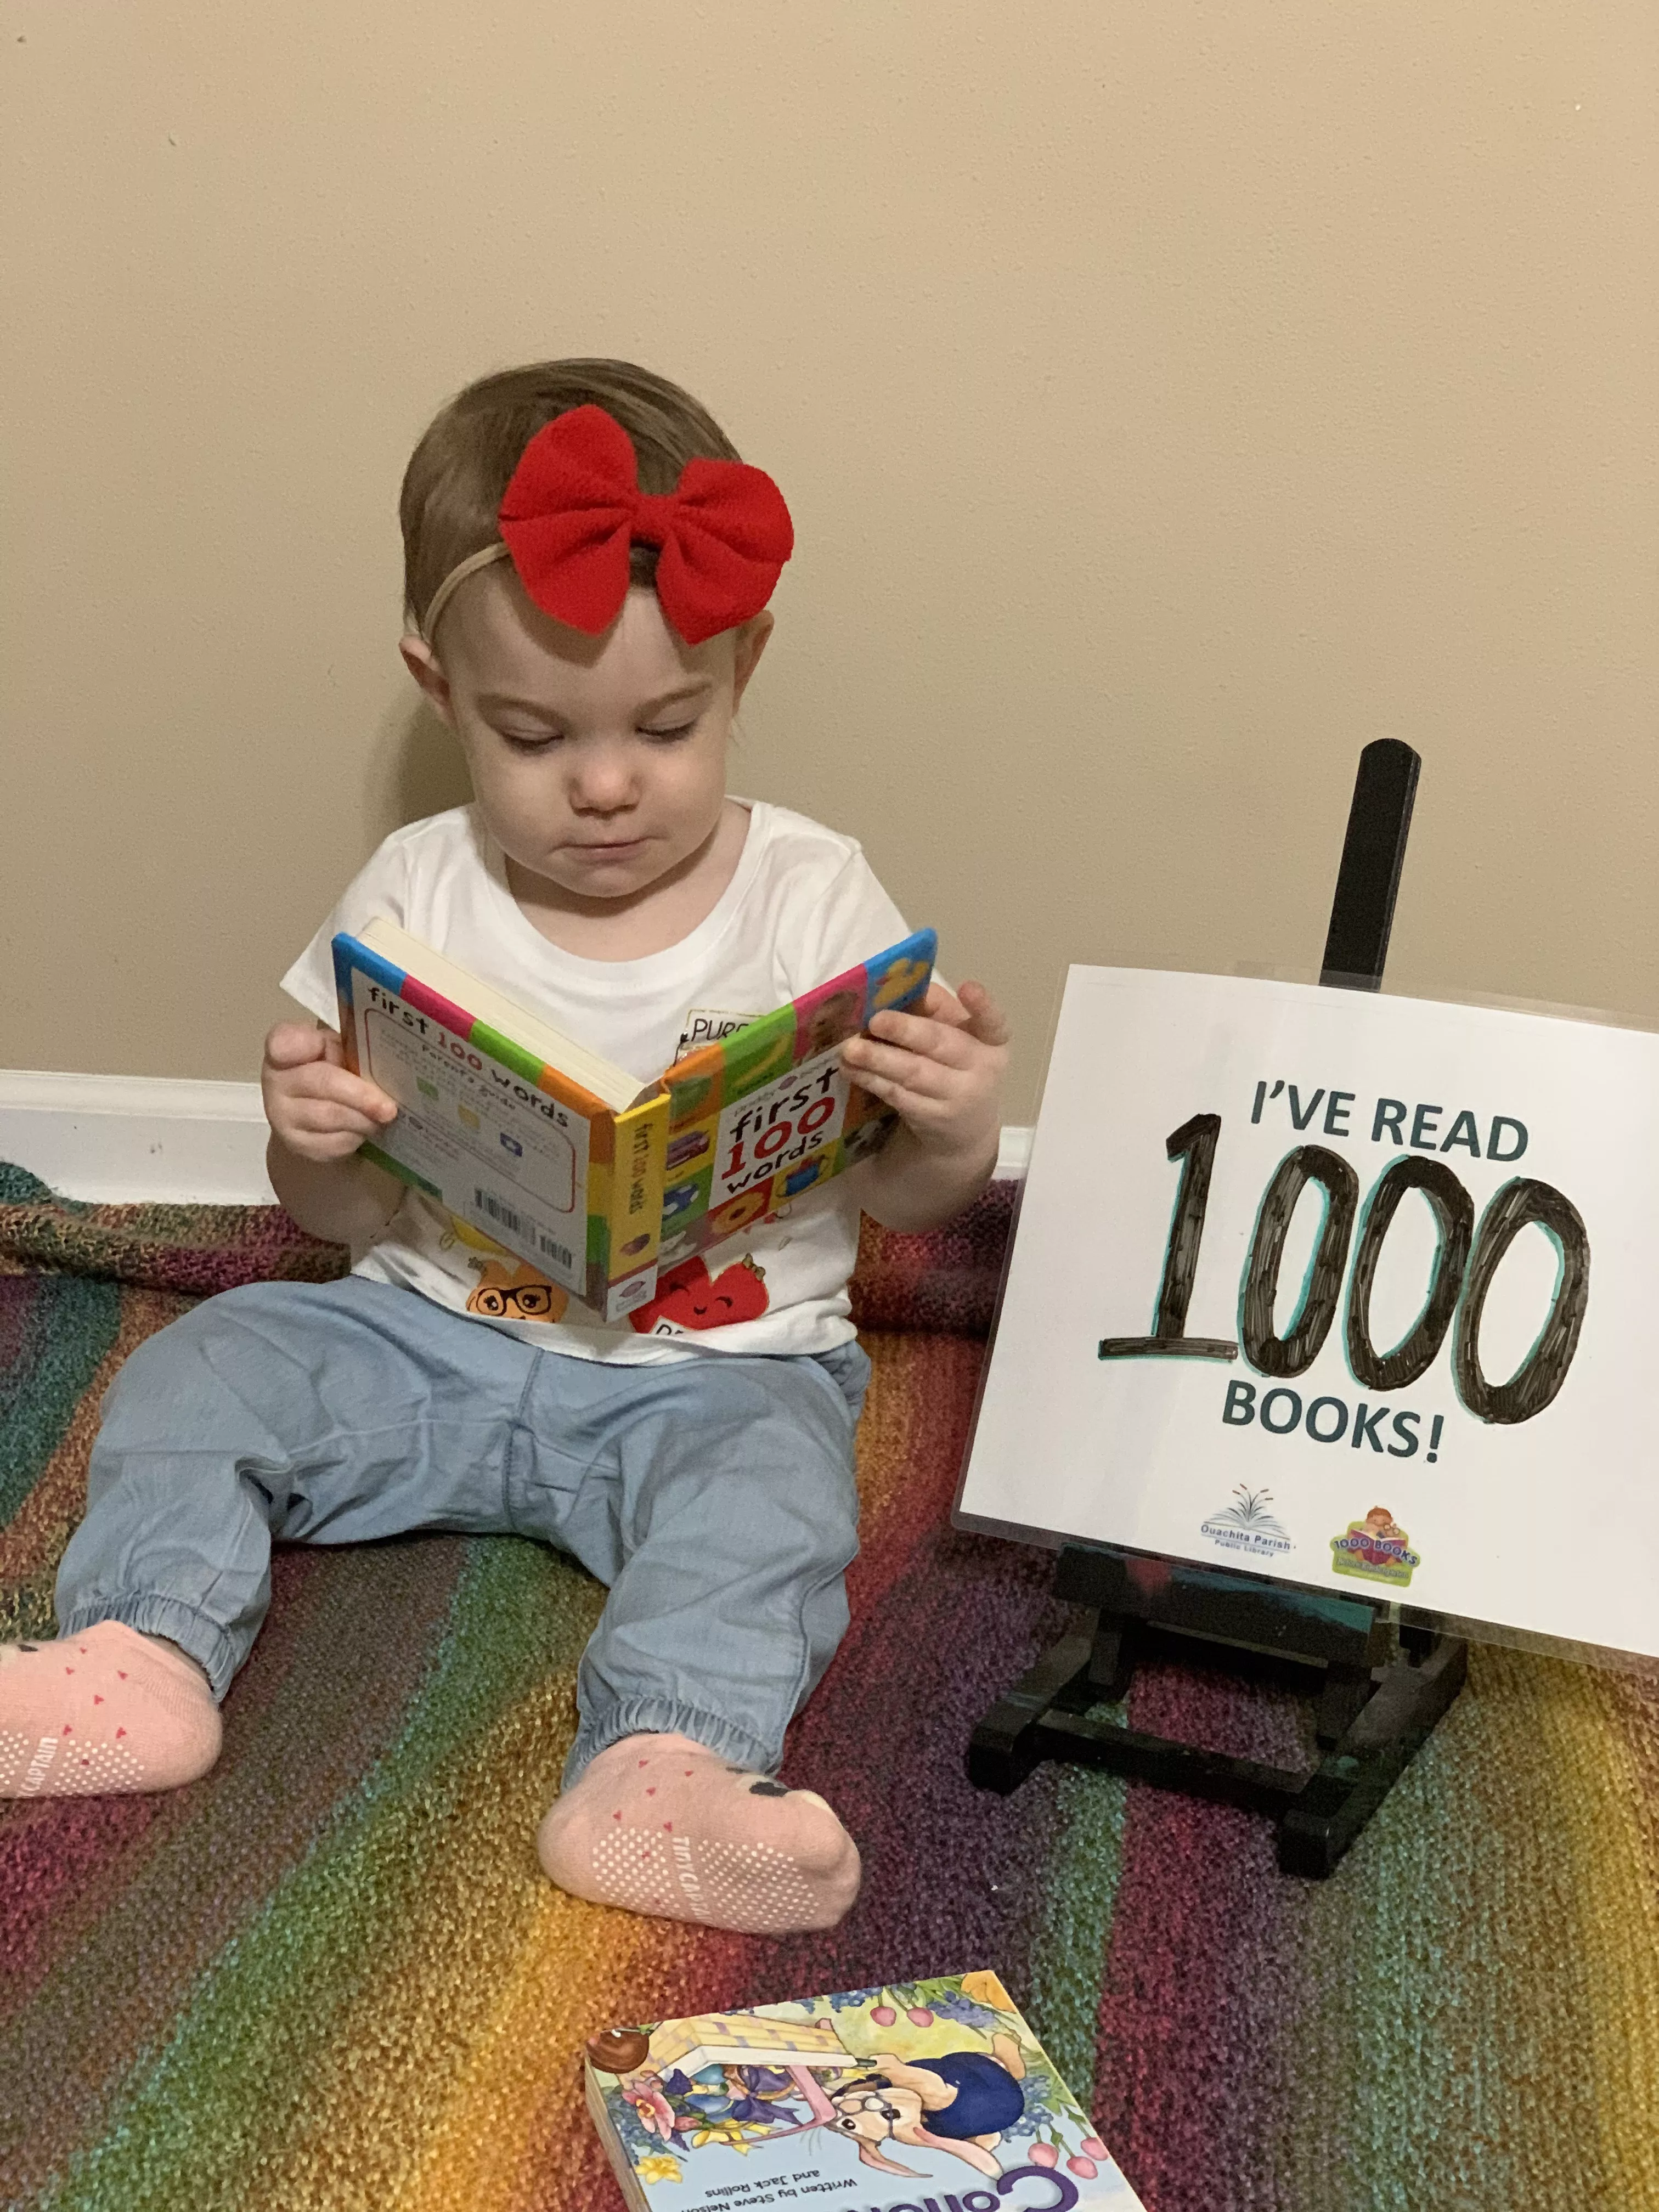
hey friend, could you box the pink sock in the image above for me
[538,1733,861,1934]
[0,1621,222,1797]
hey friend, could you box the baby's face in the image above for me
[423,573,767,905]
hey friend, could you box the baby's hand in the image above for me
[839,980,1009,1164]
[262,1021,398,1163]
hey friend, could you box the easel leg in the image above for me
[1314,1663,1372,1747]
[1278,1635,1468,1876]
[1050,1610,1135,1712]
[967,1629,1095,1792]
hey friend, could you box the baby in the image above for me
[0,358,1007,1936]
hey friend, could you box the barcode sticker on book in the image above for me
[474,1186,523,1235]
[473,1188,575,1276]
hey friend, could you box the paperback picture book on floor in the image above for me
[331,916,936,1322]
[584,1971,1142,2210]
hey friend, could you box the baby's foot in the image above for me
[538,1732,860,1934]
[0,1621,222,1797]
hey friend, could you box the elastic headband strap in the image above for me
[419,543,511,645]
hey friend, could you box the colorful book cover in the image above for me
[652,928,936,1273]
[331,924,935,1326]
[330,932,667,1323]
[584,1971,1143,2211]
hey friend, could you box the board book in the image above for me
[584,1971,1143,2211]
[331,917,936,1322]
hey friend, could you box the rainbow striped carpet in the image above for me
[2,1161,1657,2211]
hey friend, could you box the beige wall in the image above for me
[4,2,1655,1121]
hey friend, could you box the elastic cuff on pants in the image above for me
[55,1595,237,1702]
[562,1697,777,1792]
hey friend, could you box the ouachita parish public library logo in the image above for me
[1199,1485,1293,1561]
[1330,1506,1421,1588]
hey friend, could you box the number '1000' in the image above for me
[1096,1114,1589,1426]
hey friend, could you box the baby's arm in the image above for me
[262,1020,404,1249]
[841,979,1009,1233]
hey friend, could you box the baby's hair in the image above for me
[400,358,742,638]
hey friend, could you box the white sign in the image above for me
[956,967,1659,1658]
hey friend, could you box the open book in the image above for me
[331,917,936,1321]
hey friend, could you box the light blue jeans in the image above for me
[55,1277,870,1784]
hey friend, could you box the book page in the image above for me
[357,979,591,1293]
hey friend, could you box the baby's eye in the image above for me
[641,721,697,743]
[498,731,563,753]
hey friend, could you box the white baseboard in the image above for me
[0,1073,276,1204]
[0,1068,1032,1206]
[994,1125,1031,1179]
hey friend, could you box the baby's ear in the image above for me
[399,633,455,723]
[730,611,774,707]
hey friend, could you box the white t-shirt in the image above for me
[280,800,911,1363]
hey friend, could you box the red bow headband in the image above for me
[420,404,793,647]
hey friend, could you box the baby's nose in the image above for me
[569,761,639,812]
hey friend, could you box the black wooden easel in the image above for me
[967,740,1468,1877]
